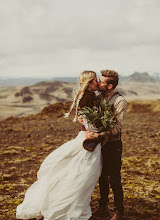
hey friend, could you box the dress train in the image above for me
[16,131,102,220]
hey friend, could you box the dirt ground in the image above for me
[0,101,160,220]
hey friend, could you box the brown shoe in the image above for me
[92,205,110,219]
[110,211,123,220]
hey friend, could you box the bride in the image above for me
[16,71,102,220]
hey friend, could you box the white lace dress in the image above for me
[16,122,102,220]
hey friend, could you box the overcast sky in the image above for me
[0,0,160,78]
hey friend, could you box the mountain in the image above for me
[122,72,156,83]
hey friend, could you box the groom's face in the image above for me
[98,75,108,92]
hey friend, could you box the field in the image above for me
[0,100,160,220]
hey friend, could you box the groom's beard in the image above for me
[98,85,108,93]
[97,86,108,98]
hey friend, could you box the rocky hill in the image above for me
[0,81,75,121]
[0,75,160,121]
[14,81,74,104]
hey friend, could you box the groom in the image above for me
[85,70,127,220]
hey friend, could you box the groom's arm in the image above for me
[111,97,128,135]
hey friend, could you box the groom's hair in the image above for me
[100,69,119,89]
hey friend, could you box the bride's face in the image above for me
[89,76,98,91]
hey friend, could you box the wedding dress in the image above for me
[16,121,102,220]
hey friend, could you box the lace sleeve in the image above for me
[82,117,99,133]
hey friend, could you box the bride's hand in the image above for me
[85,131,98,140]
[78,116,83,124]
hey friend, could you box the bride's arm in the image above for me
[78,91,98,133]
[82,117,99,133]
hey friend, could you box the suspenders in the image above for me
[108,91,122,103]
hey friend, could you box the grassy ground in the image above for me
[0,101,160,220]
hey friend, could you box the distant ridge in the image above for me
[0,77,52,86]
[52,77,78,83]
[0,77,78,86]
[0,72,160,86]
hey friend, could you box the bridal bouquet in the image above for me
[78,99,116,133]
[78,100,116,151]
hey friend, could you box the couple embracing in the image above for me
[16,69,127,220]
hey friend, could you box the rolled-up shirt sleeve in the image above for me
[111,97,128,136]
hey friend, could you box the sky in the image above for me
[0,0,160,78]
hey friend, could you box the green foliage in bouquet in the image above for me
[78,100,116,133]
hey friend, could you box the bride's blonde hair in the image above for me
[64,70,96,121]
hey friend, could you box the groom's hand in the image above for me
[85,131,98,140]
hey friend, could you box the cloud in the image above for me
[0,0,160,77]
